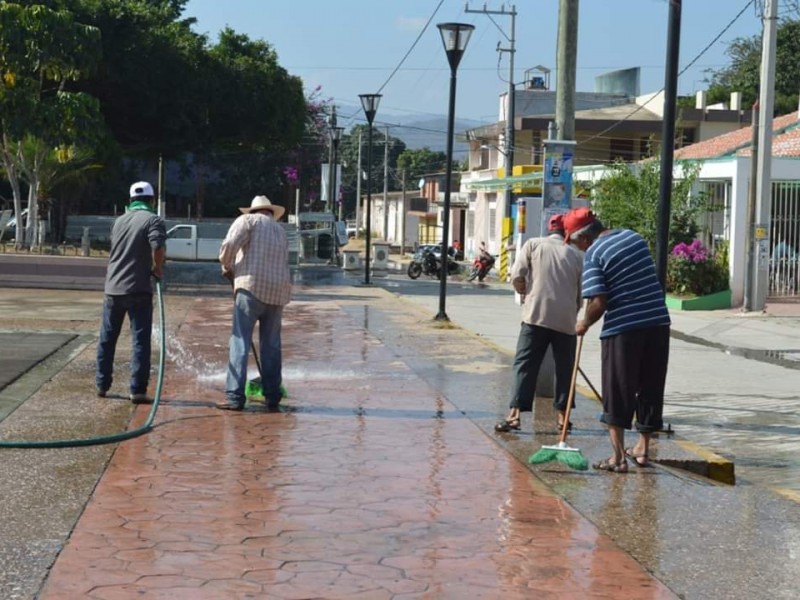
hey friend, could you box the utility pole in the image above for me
[383,126,390,241]
[753,0,779,311]
[743,102,759,312]
[326,105,337,213]
[555,0,579,141]
[655,0,681,290]
[466,2,516,278]
[400,168,407,256]
[157,154,165,218]
[355,130,362,235]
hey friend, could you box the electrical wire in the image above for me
[376,0,446,95]
[577,0,756,149]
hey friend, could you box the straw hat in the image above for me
[239,195,285,220]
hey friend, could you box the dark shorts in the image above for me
[600,325,670,432]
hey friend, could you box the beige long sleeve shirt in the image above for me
[219,213,291,306]
[510,233,583,335]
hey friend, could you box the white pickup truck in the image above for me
[166,224,222,261]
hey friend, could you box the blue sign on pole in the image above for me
[543,140,576,209]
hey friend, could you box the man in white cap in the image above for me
[96,181,166,403]
[217,195,291,411]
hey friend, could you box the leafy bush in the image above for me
[666,240,729,296]
[590,159,706,253]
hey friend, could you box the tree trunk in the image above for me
[0,134,25,250]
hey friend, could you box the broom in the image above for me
[244,343,288,401]
[528,334,588,471]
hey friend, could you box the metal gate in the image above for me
[698,180,731,252]
[769,181,800,298]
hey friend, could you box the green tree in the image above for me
[337,125,407,218]
[590,159,705,253]
[396,147,448,188]
[0,1,103,248]
[62,2,309,217]
[192,28,306,216]
[705,18,800,115]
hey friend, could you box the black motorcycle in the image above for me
[407,246,460,279]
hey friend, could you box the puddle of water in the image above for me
[724,347,800,365]
[671,330,800,370]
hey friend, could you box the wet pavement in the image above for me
[0,264,799,598]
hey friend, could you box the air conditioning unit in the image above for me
[342,250,361,271]
[372,242,389,275]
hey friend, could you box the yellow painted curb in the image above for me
[673,440,735,485]
[771,487,800,504]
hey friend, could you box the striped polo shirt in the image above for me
[581,229,670,338]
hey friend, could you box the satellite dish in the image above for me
[418,178,425,189]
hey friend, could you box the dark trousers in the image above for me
[96,293,153,395]
[600,325,670,432]
[510,323,576,412]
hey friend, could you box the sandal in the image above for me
[556,420,573,432]
[592,458,628,473]
[624,448,652,468]
[494,418,520,432]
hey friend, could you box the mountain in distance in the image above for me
[388,116,490,154]
[335,101,490,153]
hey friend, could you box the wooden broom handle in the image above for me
[560,333,584,443]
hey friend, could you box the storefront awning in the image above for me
[465,171,544,191]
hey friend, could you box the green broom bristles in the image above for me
[529,442,588,471]
[245,378,288,400]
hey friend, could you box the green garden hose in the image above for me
[0,279,166,449]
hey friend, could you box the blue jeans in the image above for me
[96,294,153,394]
[226,290,284,406]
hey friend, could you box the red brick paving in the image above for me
[39,297,677,599]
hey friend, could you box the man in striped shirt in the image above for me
[564,207,671,473]
[217,195,291,411]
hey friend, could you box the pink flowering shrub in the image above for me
[667,240,728,296]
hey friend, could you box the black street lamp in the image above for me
[435,22,474,321]
[359,93,382,285]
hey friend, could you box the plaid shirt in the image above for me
[219,213,291,306]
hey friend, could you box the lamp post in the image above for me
[435,22,474,321]
[359,93,381,285]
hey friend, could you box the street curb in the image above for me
[669,440,736,485]
[771,487,800,504]
[382,287,739,486]
[579,383,736,485]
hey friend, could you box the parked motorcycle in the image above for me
[466,253,495,282]
[407,246,460,279]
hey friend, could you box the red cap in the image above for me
[563,207,596,241]
[547,213,565,232]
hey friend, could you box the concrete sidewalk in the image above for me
[1,276,799,598]
[379,266,800,495]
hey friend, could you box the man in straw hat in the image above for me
[217,195,291,411]
[564,207,671,472]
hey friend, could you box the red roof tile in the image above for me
[675,111,800,160]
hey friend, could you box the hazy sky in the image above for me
[183,0,765,127]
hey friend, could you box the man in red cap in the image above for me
[564,207,670,473]
[495,212,583,433]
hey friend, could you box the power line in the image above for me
[577,0,756,149]
[376,0,446,95]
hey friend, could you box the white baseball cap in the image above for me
[129,181,155,199]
